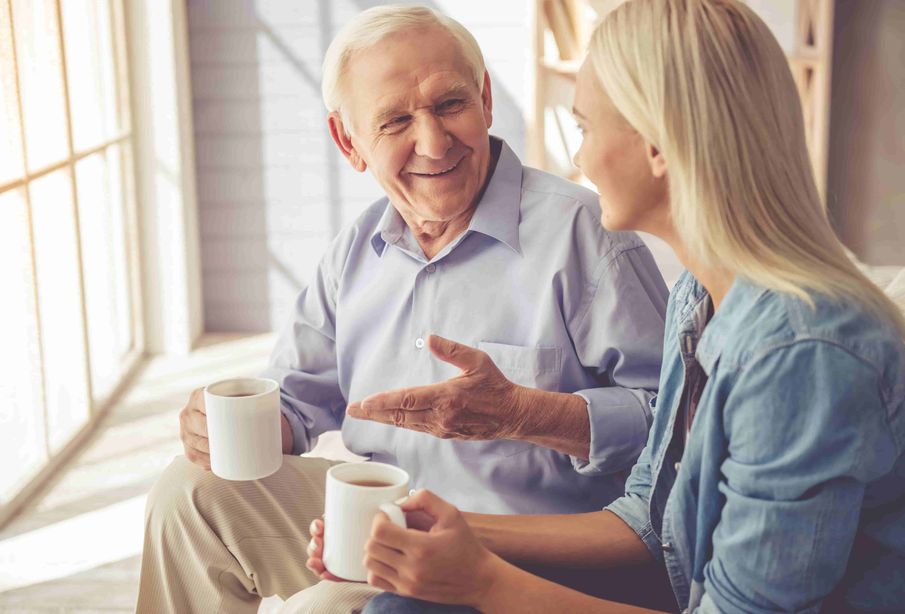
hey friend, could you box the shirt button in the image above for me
[674,462,682,472]
[426,263,436,273]
[415,337,425,349]
[662,542,673,552]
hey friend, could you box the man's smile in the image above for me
[408,155,465,178]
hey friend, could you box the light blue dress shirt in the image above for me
[262,138,668,514]
[608,272,905,613]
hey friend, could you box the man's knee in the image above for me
[362,593,479,614]
[144,455,214,532]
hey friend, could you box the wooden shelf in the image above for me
[530,0,834,200]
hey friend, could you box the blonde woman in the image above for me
[306,0,905,611]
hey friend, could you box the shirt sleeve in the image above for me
[698,341,896,614]
[258,255,347,456]
[569,243,668,475]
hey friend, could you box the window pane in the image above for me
[30,168,90,453]
[76,145,133,401]
[0,189,46,504]
[0,0,24,185]
[61,0,119,152]
[11,0,69,172]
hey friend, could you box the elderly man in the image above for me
[136,5,667,613]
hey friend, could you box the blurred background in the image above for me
[0,0,902,611]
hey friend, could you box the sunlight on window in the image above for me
[0,0,24,186]
[0,189,45,504]
[76,146,134,401]
[61,0,120,151]
[11,0,68,172]
[29,169,91,454]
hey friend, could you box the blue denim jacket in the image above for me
[607,271,905,613]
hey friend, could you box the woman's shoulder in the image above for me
[714,281,905,409]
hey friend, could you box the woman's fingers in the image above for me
[365,540,404,567]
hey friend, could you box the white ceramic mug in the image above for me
[323,462,409,581]
[203,377,283,481]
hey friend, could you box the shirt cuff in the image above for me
[569,388,653,475]
[280,403,311,456]
[605,492,664,564]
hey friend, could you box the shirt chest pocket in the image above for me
[473,342,564,458]
[478,342,564,391]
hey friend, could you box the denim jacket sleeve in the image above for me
[605,432,664,564]
[698,340,897,614]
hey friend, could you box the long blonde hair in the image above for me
[589,0,905,337]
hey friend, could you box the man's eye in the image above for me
[437,99,465,113]
[382,116,410,131]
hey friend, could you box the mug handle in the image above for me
[378,503,407,528]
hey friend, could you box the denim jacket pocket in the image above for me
[477,341,563,457]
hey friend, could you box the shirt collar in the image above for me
[677,274,768,374]
[369,137,523,257]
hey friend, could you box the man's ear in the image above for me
[647,142,667,179]
[328,111,367,172]
[480,70,493,129]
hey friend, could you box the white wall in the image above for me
[186,0,531,332]
[828,0,905,266]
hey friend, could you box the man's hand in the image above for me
[346,335,526,441]
[180,387,295,471]
[179,388,211,469]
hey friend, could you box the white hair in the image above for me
[321,5,486,115]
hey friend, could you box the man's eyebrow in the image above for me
[373,83,473,127]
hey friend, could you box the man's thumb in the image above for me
[427,334,481,371]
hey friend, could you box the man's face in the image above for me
[328,26,493,225]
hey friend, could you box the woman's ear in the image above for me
[647,142,667,179]
[328,112,367,172]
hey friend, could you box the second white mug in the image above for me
[323,462,409,582]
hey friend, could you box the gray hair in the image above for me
[321,5,486,115]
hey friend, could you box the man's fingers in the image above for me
[185,447,211,470]
[360,386,438,413]
[189,432,210,454]
[190,407,209,437]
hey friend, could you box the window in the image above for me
[0,0,141,507]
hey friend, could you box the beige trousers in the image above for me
[136,455,381,613]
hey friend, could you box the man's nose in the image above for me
[412,114,453,160]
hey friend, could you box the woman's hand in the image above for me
[305,518,345,582]
[363,489,503,607]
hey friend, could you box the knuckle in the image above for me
[401,392,417,410]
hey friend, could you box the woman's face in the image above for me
[572,60,670,235]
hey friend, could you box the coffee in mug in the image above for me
[204,378,283,481]
[323,462,409,581]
